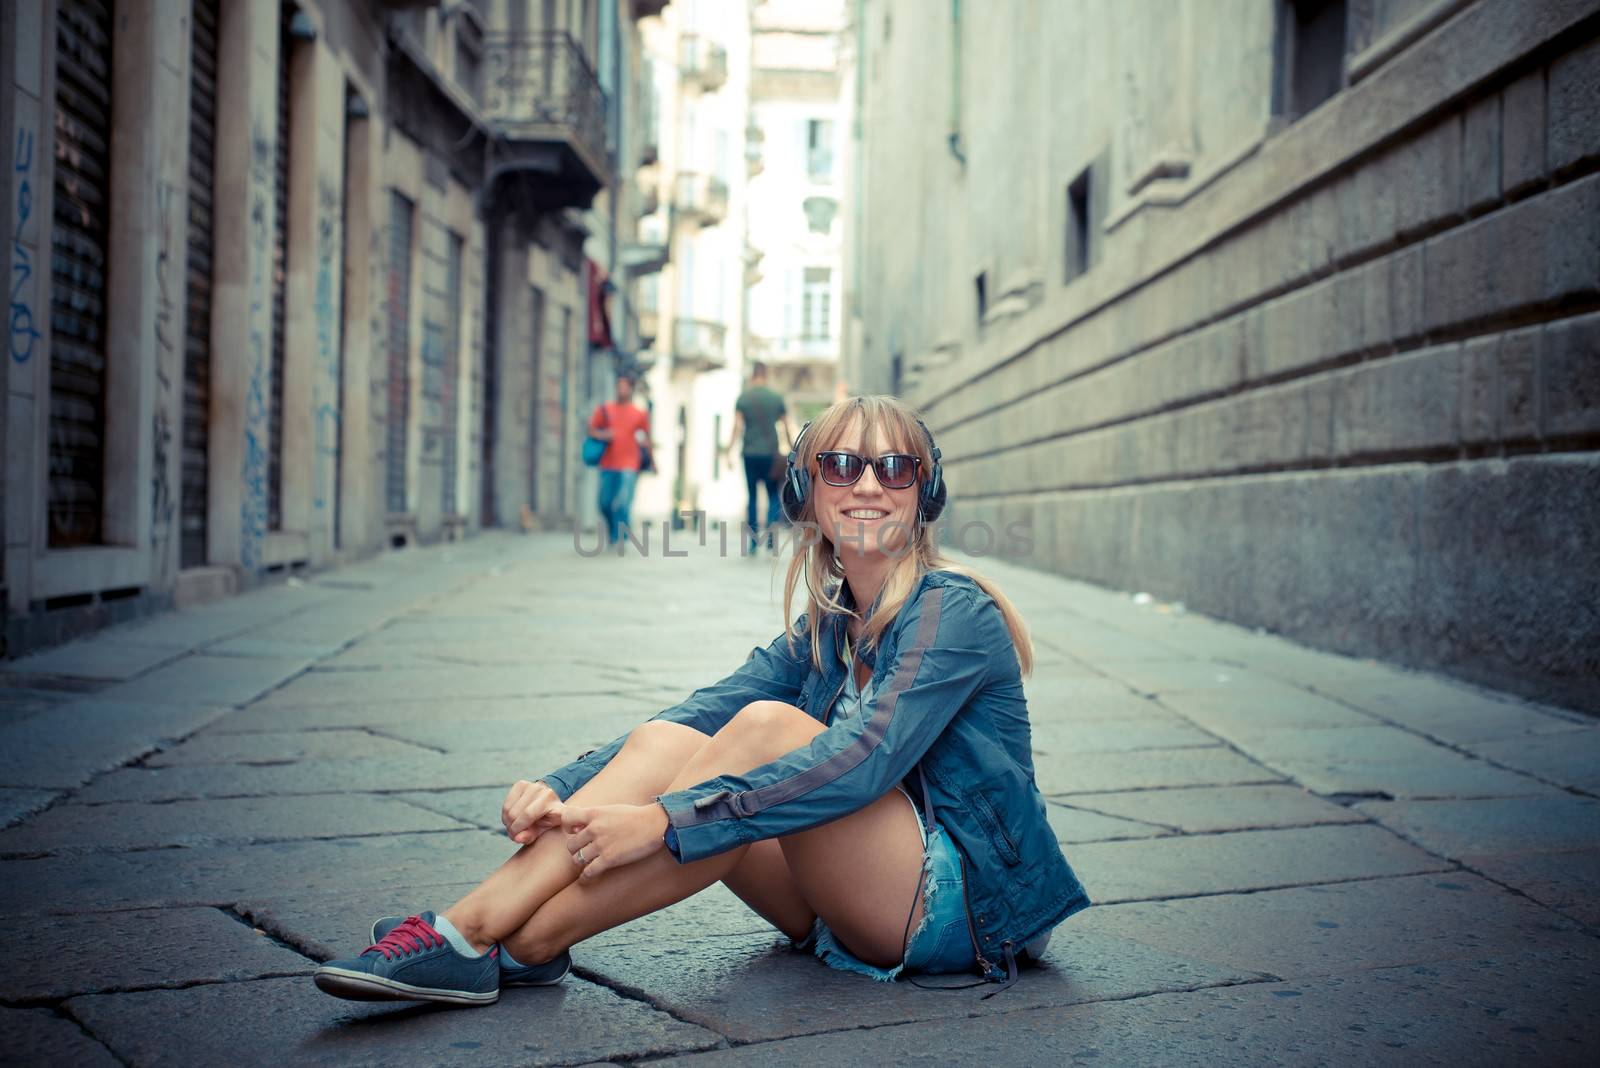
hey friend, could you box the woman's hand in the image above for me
[561,802,669,880]
[501,779,565,845]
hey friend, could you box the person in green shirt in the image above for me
[722,362,794,554]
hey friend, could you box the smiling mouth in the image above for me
[844,510,889,520]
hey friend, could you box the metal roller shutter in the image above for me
[442,233,463,517]
[48,0,115,547]
[386,192,413,515]
[181,0,219,568]
[268,1,290,531]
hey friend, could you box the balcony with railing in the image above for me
[679,34,728,92]
[673,171,728,226]
[672,317,728,372]
[482,32,608,208]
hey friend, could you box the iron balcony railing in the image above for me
[673,171,728,225]
[672,317,728,372]
[482,32,607,174]
[679,34,728,92]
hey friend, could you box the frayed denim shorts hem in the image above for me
[795,789,976,982]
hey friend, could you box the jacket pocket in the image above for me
[969,786,1022,867]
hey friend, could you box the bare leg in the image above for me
[502,701,926,969]
[441,720,710,950]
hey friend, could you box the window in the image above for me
[1274,0,1348,121]
[806,119,835,184]
[1064,152,1107,284]
[454,10,484,103]
[802,267,832,341]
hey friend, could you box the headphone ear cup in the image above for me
[920,472,947,523]
[781,464,809,523]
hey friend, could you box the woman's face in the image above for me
[813,420,920,559]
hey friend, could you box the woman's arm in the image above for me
[657,584,1005,863]
[538,623,814,801]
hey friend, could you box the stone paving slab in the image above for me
[210,691,668,733]
[1459,848,1600,927]
[1060,785,1366,834]
[1093,659,1310,697]
[0,907,312,1002]
[392,787,508,829]
[1465,729,1600,793]
[0,685,78,730]
[0,700,233,790]
[0,1007,121,1067]
[64,974,722,1068]
[260,665,640,707]
[1315,674,1592,746]
[1072,872,1584,978]
[238,883,481,960]
[3,640,183,682]
[1046,802,1172,843]
[204,636,357,660]
[1156,687,1384,732]
[0,788,59,829]
[576,928,1256,1044]
[5,831,512,915]
[1354,796,1600,858]
[0,795,469,857]
[1263,751,1561,800]
[652,948,1600,1067]
[72,748,585,804]
[95,655,315,709]
[146,728,436,767]
[1028,718,1220,755]
[373,711,648,755]
[1037,746,1284,795]
[1019,676,1180,720]
[1033,626,1196,663]
[1066,824,1451,903]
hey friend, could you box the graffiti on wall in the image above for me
[9,125,39,364]
[313,179,339,512]
[240,122,273,569]
[150,180,181,567]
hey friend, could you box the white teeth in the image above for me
[845,510,887,519]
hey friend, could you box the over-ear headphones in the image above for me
[780,416,947,525]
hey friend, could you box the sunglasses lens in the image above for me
[820,453,865,486]
[877,455,918,489]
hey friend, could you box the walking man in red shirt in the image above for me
[588,372,654,548]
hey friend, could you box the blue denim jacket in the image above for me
[540,569,1092,980]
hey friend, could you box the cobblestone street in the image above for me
[2,530,1598,1065]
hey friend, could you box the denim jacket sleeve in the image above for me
[657,583,1002,863]
[538,621,813,802]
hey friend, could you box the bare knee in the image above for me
[623,719,710,760]
[719,701,823,754]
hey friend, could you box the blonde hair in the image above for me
[779,395,1033,677]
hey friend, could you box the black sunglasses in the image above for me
[815,451,922,490]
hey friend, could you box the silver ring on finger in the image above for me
[576,847,587,864]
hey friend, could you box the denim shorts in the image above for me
[800,788,977,981]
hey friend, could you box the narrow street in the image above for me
[2,531,1596,1065]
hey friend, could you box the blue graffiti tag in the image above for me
[10,126,40,363]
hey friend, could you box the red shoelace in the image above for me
[362,915,443,960]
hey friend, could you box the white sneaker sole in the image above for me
[313,966,499,1005]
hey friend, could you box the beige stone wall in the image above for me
[850,0,1600,708]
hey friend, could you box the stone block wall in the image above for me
[859,1,1600,709]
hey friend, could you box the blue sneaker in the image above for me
[314,912,499,1006]
[371,915,571,987]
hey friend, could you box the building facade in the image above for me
[746,0,847,423]
[1,0,667,655]
[847,0,1600,709]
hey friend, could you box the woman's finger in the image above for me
[566,826,598,856]
[561,805,591,832]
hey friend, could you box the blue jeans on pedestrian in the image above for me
[598,468,639,546]
[742,454,782,549]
